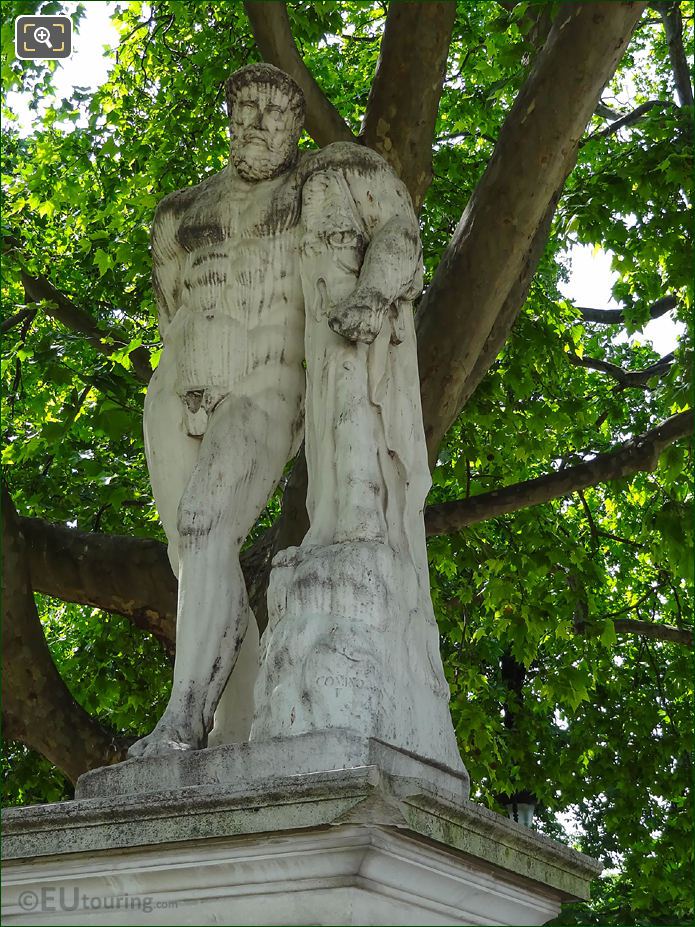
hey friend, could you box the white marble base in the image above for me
[4,823,567,926]
[2,743,600,926]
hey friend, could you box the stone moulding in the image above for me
[1,825,587,926]
[2,737,599,925]
[2,768,599,896]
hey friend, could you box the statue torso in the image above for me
[166,164,306,399]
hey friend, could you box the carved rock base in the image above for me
[250,542,467,778]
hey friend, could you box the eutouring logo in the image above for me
[17,888,178,915]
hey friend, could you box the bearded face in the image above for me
[229,81,303,182]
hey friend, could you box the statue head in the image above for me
[225,64,305,182]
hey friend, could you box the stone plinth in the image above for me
[75,730,468,803]
[1,736,600,926]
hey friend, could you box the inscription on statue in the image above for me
[316,675,367,689]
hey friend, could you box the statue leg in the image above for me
[141,351,200,576]
[143,352,261,745]
[129,394,292,757]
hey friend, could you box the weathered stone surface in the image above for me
[2,761,600,926]
[75,731,468,802]
[135,63,309,757]
[250,129,463,774]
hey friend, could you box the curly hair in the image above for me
[225,63,305,122]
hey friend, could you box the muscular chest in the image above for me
[176,175,306,329]
[177,172,302,262]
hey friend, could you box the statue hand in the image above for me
[328,288,390,345]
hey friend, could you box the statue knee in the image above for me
[177,497,220,540]
[177,494,243,547]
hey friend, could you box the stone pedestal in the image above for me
[1,734,599,926]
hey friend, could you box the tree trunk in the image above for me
[416,2,647,462]
[2,488,129,784]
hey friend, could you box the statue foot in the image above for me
[127,717,205,759]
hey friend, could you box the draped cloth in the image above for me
[251,163,463,771]
[299,168,432,613]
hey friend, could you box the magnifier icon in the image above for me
[33,25,53,49]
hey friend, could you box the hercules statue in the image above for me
[129,63,424,757]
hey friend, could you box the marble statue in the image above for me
[130,63,465,776]
[130,64,307,756]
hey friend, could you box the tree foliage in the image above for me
[1,3,692,923]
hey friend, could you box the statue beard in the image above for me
[231,135,299,182]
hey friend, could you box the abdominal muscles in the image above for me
[170,237,305,398]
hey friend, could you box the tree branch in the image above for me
[360,1,457,211]
[612,617,693,646]
[2,486,129,784]
[20,269,152,384]
[14,408,690,672]
[577,296,678,325]
[20,517,177,656]
[424,410,692,535]
[18,509,280,646]
[590,99,671,139]
[653,2,694,108]
[567,351,675,388]
[453,194,560,413]
[578,294,677,325]
[416,2,647,465]
[1,306,37,335]
[244,1,354,147]
[596,101,623,121]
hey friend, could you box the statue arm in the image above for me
[351,210,421,303]
[151,200,184,342]
[329,157,423,344]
